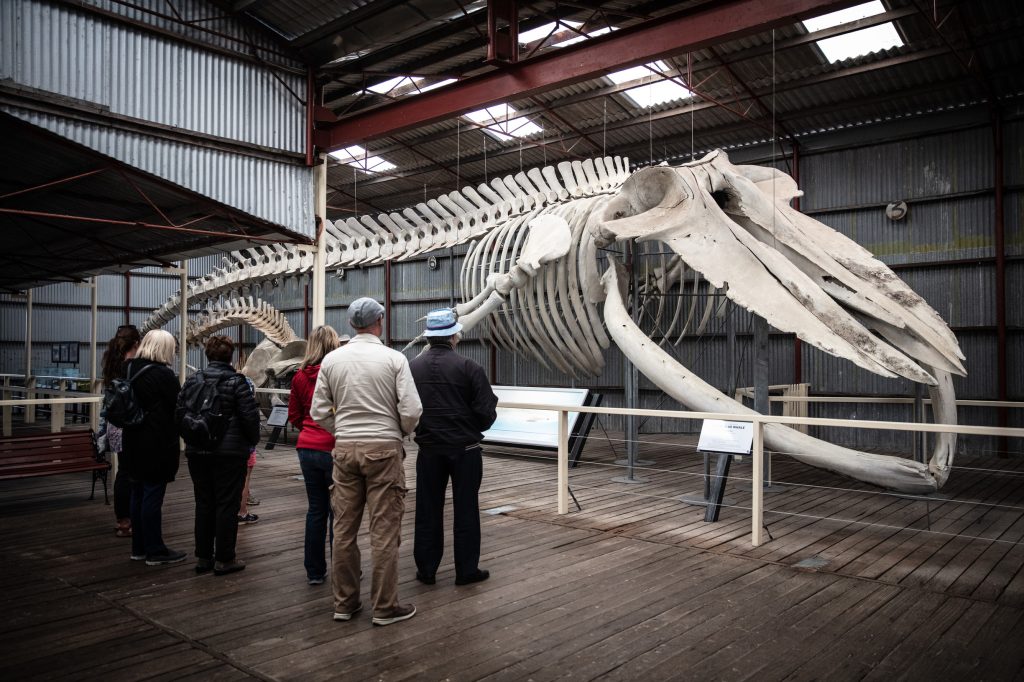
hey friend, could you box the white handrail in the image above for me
[497,401,1024,549]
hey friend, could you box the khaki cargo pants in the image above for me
[330,440,407,617]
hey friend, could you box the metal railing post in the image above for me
[751,418,764,547]
[557,408,569,514]
[2,377,10,437]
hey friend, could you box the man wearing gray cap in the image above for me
[311,296,422,626]
[409,309,498,587]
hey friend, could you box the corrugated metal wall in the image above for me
[0,0,313,235]
[1,113,1019,457]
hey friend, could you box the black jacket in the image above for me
[181,361,261,457]
[121,358,181,483]
[409,344,498,448]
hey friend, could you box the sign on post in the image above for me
[697,419,754,455]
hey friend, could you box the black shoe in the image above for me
[213,559,246,575]
[145,549,187,566]
[372,604,416,626]
[195,558,214,574]
[455,569,490,586]
[416,571,436,585]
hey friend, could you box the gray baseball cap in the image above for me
[348,297,385,329]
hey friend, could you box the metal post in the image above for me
[557,408,569,514]
[993,109,1008,457]
[312,154,328,328]
[913,383,924,463]
[179,261,188,384]
[2,376,11,437]
[753,315,770,483]
[751,419,764,547]
[613,240,649,482]
[25,289,34,424]
[89,278,99,393]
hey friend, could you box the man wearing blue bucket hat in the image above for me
[409,308,498,586]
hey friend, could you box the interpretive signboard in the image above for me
[267,405,289,428]
[483,386,589,449]
[697,419,754,455]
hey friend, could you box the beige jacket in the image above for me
[310,333,422,442]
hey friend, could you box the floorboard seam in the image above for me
[55,575,276,682]
[503,509,1024,610]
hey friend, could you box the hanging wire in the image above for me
[483,129,488,183]
[648,68,654,166]
[456,118,461,192]
[353,166,357,216]
[688,52,695,161]
[602,98,607,157]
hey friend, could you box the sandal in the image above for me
[115,520,132,538]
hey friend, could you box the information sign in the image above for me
[697,419,754,455]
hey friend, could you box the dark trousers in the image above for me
[297,448,334,580]
[188,455,247,563]
[130,480,169,557]
[113,466,132,520]
[414,445,483,579]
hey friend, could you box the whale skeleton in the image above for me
[143,150,964,493]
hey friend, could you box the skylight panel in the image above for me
[417,78,457,93]
[518,21,579,45]
[519,21,614,48]
[367,76,419,95]
[329,145,396,173]
[801,1,904,63]
[463,104,542,141]
[607,61,692,107]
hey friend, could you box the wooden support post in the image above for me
[312,154,328,328]
[51,380,66,433]
[557,408,569,515]
[752,419,764,547]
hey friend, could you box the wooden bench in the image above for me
[0,430,110,503]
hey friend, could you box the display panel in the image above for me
[483,386,590,449]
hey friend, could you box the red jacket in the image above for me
[288,365,336,452]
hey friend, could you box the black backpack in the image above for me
[176,371,237,451]
[102,363,155,428]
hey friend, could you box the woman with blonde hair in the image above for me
[121,329,186,566]
[288,325,347,584]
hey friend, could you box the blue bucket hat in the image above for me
[422,308,463,337]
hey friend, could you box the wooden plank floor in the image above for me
[1,433,1022,681]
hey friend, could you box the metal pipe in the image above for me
[179,261,188,385]
[306,66,316,167]
[0,208,288,242]
[792,143,803,385]
[994,109,1008,456]
[385,260,393,347]
[0,167,108,201]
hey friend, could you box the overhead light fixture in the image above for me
[801,1,904,63]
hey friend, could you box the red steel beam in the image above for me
[318,0,859,150]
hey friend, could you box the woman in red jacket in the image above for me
[288,325,346,585]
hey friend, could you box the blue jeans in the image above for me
[129,480,169,558]
[298,448,334,580]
